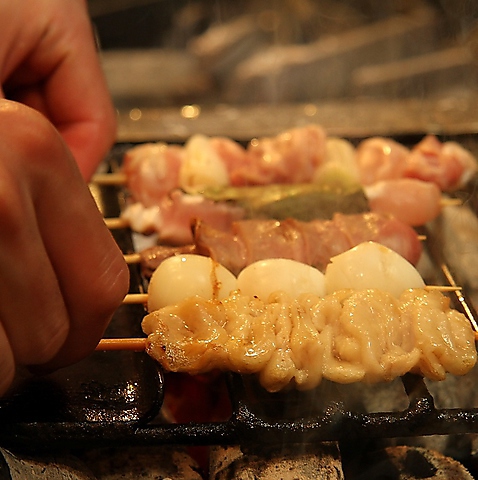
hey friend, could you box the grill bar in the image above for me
[1,137,478,456]
[2,373,478,452]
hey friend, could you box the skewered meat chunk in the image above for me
[356,134,477,191]
[139,212,422,278]
[123,142,184,207]
[142,288,477,393]
[119,127,474,242]
[364,178,441,226]
[123,127,477,201]
[123,125,327,197]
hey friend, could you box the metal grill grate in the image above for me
[1,136,478,456]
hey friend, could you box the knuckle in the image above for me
[0,175,27,237]
[17,320,69,366]
[92,251,130,317]
[0,101,66,170]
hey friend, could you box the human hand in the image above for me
[0,100,129,395]
[0,0,116,180]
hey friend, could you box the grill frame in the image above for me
[1,135,478,456]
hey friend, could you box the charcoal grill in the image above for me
[1,130,478,478]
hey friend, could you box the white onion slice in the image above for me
[179,134,229,189]
[237,258,325,302]
[313,137,360,186]
[148,254,237,311]
[325,241,425,298]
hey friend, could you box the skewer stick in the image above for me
[124,253,142,264]
[96,330,478,352]
[122,286,463,306]
[96,338,147,351]
[104,217,129,229]
[123,293,149,304]
[440,197,462,207]
[91,172,127,185]
[424,285,462,292]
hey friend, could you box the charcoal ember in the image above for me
[0,446,204,480]
[0,449,95,480]
[342,445,474,479]
[79,446,203,480]
[209,443,344,480]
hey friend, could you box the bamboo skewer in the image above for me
[124,253,142,264]
[99,284,475,353]
[121,286,463,307]
[95,330,478,351]
[440,197,463,207]
[96,338,147,351]
[104,217,129,229]
[424,285,463,292]
[91,172,127,185]
[123,293,148,304]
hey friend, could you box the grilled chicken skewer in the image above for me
[97,243,477,393]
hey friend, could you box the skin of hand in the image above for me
[0,0,117,181]
[0,100,130,395]
[0,0,129,394]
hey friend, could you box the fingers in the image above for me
[0,0,117,180]
[0,170,69,366]
[37,3,117,179]
[0,100,129,384]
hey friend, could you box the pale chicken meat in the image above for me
[120,191,244,245]
[364,178,442,226]
[123,142,184,207]
[356,137,410,185]
[234,124,327,185]
[405,135,477,191]
[123,125,328,197]
[123,128,477,199]
[356,134,477,191]
[119,127,477,242]
[142,288,477,393]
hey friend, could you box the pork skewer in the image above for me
[120,212,425,278]
[102,189,460,231]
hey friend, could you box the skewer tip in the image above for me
[96,338,147,351]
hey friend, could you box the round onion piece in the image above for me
[179,134,229,189]
[148,254,237,311]
[324,241,425,297]
[314,137,360,187]
[237,258,325,302]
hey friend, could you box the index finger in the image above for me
[0,101,129,371]
[3,0,117,180]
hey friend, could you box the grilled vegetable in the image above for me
[195,181,369,221]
